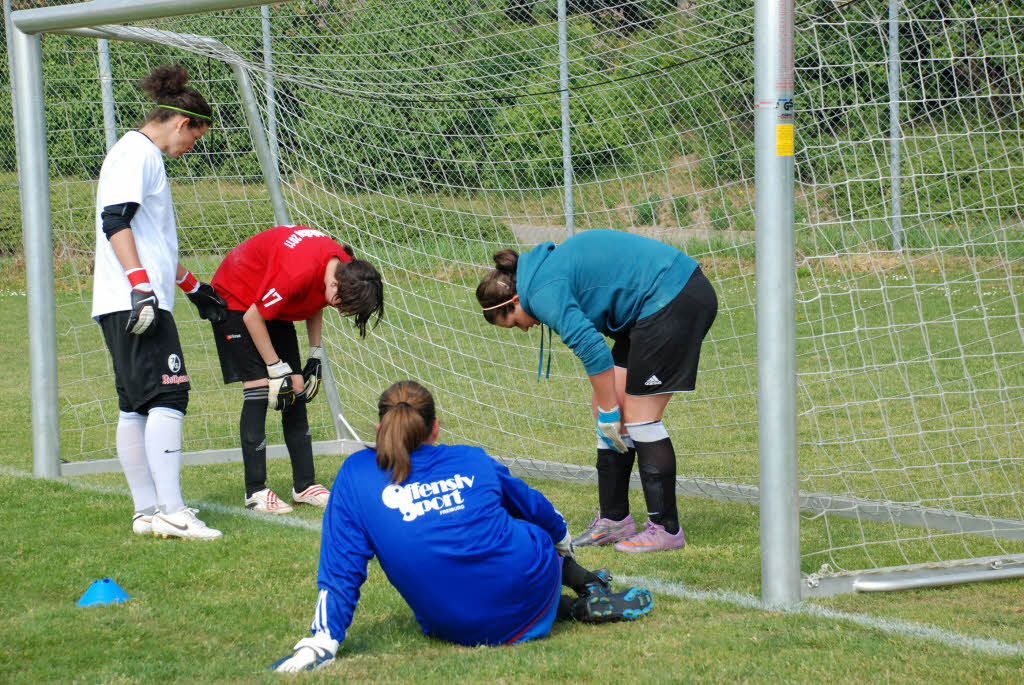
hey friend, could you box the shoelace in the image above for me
[633,521,660,540]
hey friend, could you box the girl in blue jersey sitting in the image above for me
[476,230,718,554]
[271,380,652,673]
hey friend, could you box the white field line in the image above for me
[0,465,322,532]
[5,466,1023,658]
[621,575,1024,658]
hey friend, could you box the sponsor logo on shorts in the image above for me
[225,333,242,340]
[167,354,181,373]
[161,373,190,385]
[381,473,475,522]
[644,374,662,386]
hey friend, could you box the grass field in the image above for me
[3,266,1024,682]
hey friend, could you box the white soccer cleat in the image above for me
[292,484,330,507]
[131,513,153,535]
[152,507,223,540]
[245,488,294,514]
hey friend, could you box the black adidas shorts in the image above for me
[98,310,191,414]
[211,310,302,384]
[609,267,718,396]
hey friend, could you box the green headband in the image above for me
[157,104,213,122]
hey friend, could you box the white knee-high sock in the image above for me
[145,406,186,514]
[117,411,158,516]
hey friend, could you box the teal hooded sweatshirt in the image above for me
[516,229,698,376]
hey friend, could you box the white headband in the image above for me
[481,295,517,312]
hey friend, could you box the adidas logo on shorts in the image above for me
[644,374,662,386]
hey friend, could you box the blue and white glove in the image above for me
[596,406,629,453]
[555,531,575,560]
[269,634,339,673]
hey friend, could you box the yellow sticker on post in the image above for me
[776,124,794,156]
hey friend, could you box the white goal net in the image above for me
[7,0,1023,592]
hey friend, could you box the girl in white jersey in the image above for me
[93,64,228,540]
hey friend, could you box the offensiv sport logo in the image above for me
[381,474,475,522]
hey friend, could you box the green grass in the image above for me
[3,244,1024,681]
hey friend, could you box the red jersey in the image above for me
[211,225,351,322]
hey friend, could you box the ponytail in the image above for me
[475,249,520,324]
[139,63,212,129]
[375,381,436,484]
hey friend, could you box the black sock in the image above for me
[556,594,577,621]
[596,446,635,521]
[561,557,602,596]
[635,437,680,534]
[240,387,269,498]
[282,400,315,493]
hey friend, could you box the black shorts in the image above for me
[98,310,191,414]
[212,310,301,384]
[609,267,718,396]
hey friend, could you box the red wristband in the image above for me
[125,268,151,289]
[177,270,199,294]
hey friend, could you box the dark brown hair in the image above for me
[333,246,384,338]
[376,380,436,484]
[140,63,212,129]
[475,248,519,324]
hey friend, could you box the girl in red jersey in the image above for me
[210,225,384,513]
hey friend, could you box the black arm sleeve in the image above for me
[101,202,140,240]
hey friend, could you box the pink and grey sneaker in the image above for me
[613,521,685,553]
[571,513,636,547]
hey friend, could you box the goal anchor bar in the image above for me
[803,554,1024,597]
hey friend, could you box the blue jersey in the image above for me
[310,443,567,647]
[517,229,698,375]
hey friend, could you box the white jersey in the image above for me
[91,131,178,318]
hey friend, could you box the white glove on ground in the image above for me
[269,634,339,673]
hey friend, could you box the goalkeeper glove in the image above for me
[179,272,228,324]
[555,531,575,560]
[300,346,324,403]
[267,360,296,412]
[596,406,629,453]
[268,634,339,673]
[124,269,158,336]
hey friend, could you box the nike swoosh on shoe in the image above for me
[158,517,189,531]
[591,532,607,539]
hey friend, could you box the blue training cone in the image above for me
[76,578,131,607]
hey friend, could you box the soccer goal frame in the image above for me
[10,0,364,478]
[13,0,1024,604]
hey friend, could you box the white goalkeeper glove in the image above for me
[300,345,324,403]
[269,634,339,673]
[596,406,629,453]
[267,360,296,412]
[555,531,575,560]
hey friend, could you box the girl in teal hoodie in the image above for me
[476,230,717,553]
